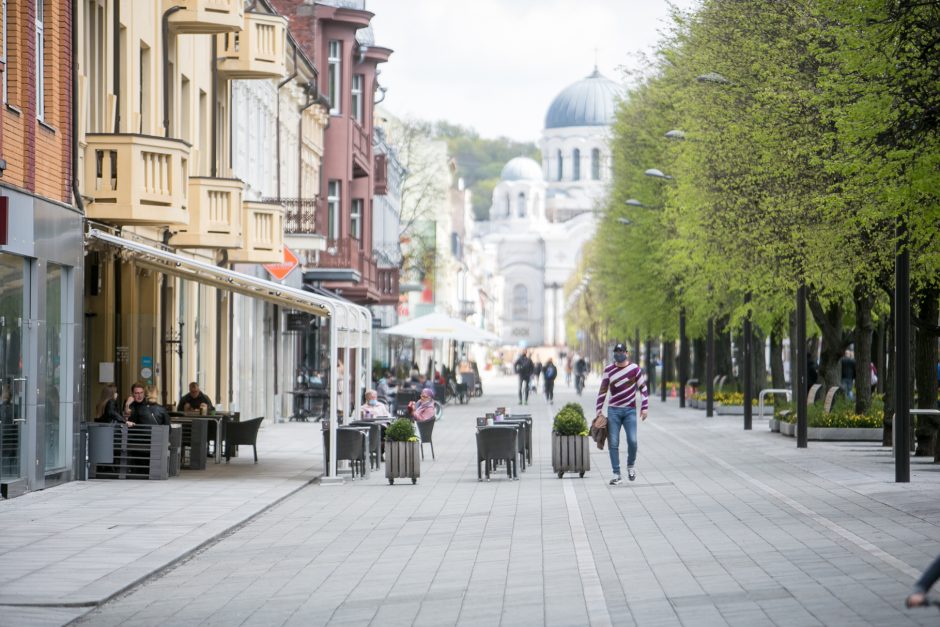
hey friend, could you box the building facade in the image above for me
[0,0,83,498]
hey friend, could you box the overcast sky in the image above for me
[367,0,700,143]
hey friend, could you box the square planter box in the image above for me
[780,421,795,436]
[716,404,745,416]
[385,440,420,484]
[768,418,780,432]
[552,433,590,478]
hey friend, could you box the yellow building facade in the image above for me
[77,0,327,416]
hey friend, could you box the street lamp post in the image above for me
[796,283,808,448]
[706,317,715,418]
[679,308,688,408]
[743,291,753,430]
[895,218,911,482]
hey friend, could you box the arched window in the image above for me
[505,193,511,217]
[572,148,581,181]
[556,149,563,181]
[591,148,601,180]
[517,192,526,217]
[512,284,528,320]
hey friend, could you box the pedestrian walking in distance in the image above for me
[596,343,649,484]
[514,350,534,405]
[543,358,558,404]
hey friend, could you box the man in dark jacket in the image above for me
[177,381,214,413]
[514,351,534,405]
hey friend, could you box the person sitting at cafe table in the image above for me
[135,386,171,427]
[96,383,134,426]
[361,389,391,420]
[124,382,148,422]
[408,388,436,422]
[177,381,215,413]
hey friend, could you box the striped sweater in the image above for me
[595,361,649,413]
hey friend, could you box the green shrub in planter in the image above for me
[553,405,588,436]
[386,418,417,442]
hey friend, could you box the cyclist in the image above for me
[906,553,940,608]
[574,355,588,395]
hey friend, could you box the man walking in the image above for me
[543,358,558,404]
[596,343,649,484]
[514,350,534,405]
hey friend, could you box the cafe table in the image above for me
[169,411,237,464]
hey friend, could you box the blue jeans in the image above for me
[607,406,637,475]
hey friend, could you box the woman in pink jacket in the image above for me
[409,388,437,422]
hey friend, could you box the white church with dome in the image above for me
[468,68,622,347]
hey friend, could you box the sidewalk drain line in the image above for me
[563,479,613,627]
[647,422,921,580]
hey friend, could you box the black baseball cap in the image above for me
[613,343,627,353]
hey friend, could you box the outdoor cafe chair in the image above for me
[348,421,382,469]
[476,426,518,481]
[224,416,263,463]
[416,418,435,460]
[333,428,368,479]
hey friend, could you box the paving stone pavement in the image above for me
[3,373,940,626]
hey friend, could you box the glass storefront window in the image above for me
[0,253,25,481]
[44,263,67,471]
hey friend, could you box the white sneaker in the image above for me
[627,467,636,481]
[609,475,622,485]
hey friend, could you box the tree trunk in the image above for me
[663,339,675,384]
[808,293,850,390]
[693,337,706,385]
[752,325,768,395]
[853,285,874,415]
[788,310,797,394]
[715,316,733,382]
[913,285,939,459]
[770,321,787,405]
[883,301,895,447]
[872,318,885,395]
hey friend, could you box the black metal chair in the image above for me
[334,428,367,479]
[394,389,420,417]
[348,421,382,469]
[476,426,518,481]
[416,418,435,460]
[500,419,528,471]
[224,417,263,463]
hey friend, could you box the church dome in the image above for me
[500,157,543,181]
[545,68,622,129]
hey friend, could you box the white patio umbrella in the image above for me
[381,312,499,344]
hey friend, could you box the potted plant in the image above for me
[385,418,420,484]
[552,403,590,478]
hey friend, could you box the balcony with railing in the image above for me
[376,267,400,305]
[217,12,288,80]
[83,134,190,225]
[170,177,244,248]
[228,200,284,264]
[351,120,372,177]
[280,197,325,253]
[166,0,243,34]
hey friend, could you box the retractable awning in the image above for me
[88,228,332,317]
